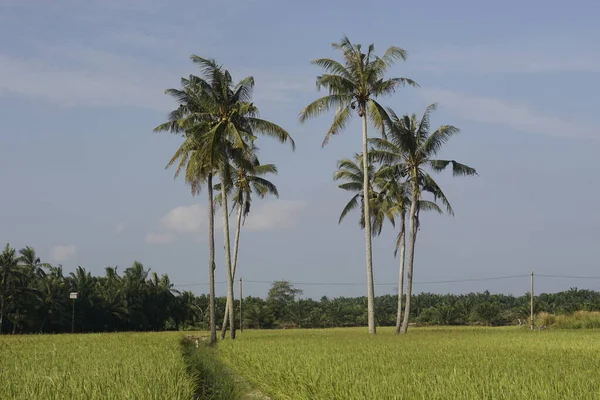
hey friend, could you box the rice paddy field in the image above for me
[2,327,600,399]
[215,327,600,399]
[0,332,195,400]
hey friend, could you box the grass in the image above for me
[536,311,600,329]
[4,327,600,399]
[214,327,600,399]
[182,337,247,400]
[0,332,195,400]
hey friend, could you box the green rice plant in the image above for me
[215,327,600,399]
[0,332,195,400]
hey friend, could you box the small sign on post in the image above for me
[70,292,79,300]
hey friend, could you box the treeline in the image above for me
[2,243,599,333]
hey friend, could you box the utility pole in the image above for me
[70,292,78,333]
[239,278,243,332]
[530,271,534,331]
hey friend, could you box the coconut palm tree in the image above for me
[299,36,417,334]
[155,75,220,343]
[217,150,279,338]
[370,103,477,334]
[156,55,294,340]
[375,171,441,334]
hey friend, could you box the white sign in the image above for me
[69,292,79,299]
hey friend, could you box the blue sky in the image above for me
[1,0,599,298]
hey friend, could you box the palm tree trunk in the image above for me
[207,173,217,344]
[361,113,376,335]
[40,314,46,333]
[394,213,406,335]
[400,189,419,334]
[219,168,236,340]
[12,311,18,334]
[221,201,243,338]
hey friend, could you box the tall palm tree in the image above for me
[299,36,417,334]
[155,75,219,343]
[156,55,294,340]
[217,151,279,338]
[375,171,441,334]
[371,103,477,334]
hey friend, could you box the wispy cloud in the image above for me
[159,204,207,234]
[415,40,600,75]
[51,244,76,262]
[244,200,307,231]
[0,46,313,111]
[419,88,598,139]
[114,222,127,235]
[146,200,307,244]
[145,232,177,245]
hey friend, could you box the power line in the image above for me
[173,274,530,288]
[175,281,226,287]
[537,274,600,280]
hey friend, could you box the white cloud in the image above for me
[244,200,307,231]
[145,232,177,245]
[114,222,126,235]
[159,204,207,234]
[419,88,598,139]
[52,245,76,262]
[147,200,306,243]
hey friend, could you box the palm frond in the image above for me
[421,174,454,216]
[337,182,363,192]
[323,104,352,146]
[315,74,356,94]
[428,160,478,176]
[311,58,352,79]
[366,99,391,136]
[298,94,352,122]
[380,46,408,66]
[419,125,460,157]
[338,194,360,224]
[247,118,295,150]
[418,200,443,214]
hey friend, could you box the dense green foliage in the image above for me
[0,332,194,400]
[3,242,600,334]
[215,327,600,399]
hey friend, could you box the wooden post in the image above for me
[530,271,534,331]
[239,278,243,333]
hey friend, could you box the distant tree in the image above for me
[0,244,27,334]
[267,281,303,324]
[471,302,503,326]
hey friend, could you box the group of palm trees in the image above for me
[155,36,475,342]
[154,57,294,343]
